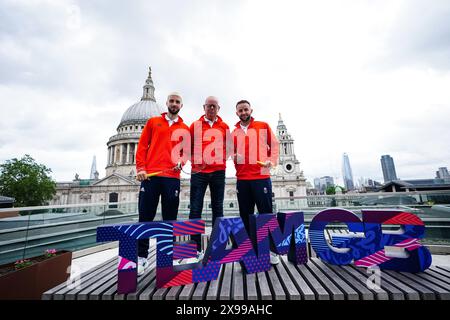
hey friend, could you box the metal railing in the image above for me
[0,191,449,265]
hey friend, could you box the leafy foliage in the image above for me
[0,155,56,207]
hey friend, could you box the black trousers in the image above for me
[189,170,225,251]
[236,178,273,235]
[138,176,180,257]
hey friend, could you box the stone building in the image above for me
[52,67,307,212]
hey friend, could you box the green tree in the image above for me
[0,155,56,207]
[325,186,336,195]
[326,185,347,195]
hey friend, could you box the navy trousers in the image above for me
[138,176,180,258]
[236,178,273,235]
[189,170,225,251]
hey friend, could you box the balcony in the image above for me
[1,191,449,300]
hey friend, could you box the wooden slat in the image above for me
[85,246,157,300]
[348,265,420,301]
[273,260,301,300]
[51,258,117,300]
[384,270,436,300]
[77,267,118,300]
[192,281,208,300]
[219,263,233,300]
[428,266,450,284]
[165,285,183,300]
[138,274,157,300]
[232,262,244,300]
[112,248,158,300]
[178,283,196,300]
[432,266,450,278]
[266,266,286,300]
[100,275,119,300]
[127,246,158,301]
[88,271,118,300]
[256,271,272,300]
[306,260,344,300]
[64,260,118,300]
[42,256,115,300]
[327,264,374,300]
[43,241,450,301]
[280,256,315,300]
[399,272,450,300]
[311,258,359,300]
[297,264,330,300]
[206,265,223,300]
[128,270,157,301]
[245,272,258,300]
[126,256,157,300]
[436,266,450,273]
[341,265,390,300]
[152,286,170,300]
[415,271,450,291]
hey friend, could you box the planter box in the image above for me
[0,250,72,300]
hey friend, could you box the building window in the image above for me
[229,203,234,208]
[109,193,118,209]
[208,204,212,208]
[289,191,294,197]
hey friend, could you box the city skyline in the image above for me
[381,154,399,183]
[1,1,450,184]
[342,153,355,191]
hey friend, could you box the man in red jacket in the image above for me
[189,96,231,260]
[135,92,190,275]
[232,99,280,265]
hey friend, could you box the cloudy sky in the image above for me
[1,0,450,186]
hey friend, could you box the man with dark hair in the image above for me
[135,92,190,275]
[188,96,231,261]
[232,99,280,265]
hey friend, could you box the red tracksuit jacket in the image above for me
[190,115,231,173]
[136,113,190,179]
[232,117,279,180]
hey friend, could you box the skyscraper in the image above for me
[313,176,335,193]
[90,155,99,180]
[342,153,354,191]
[381,155,398,183]
[436,167,450,179]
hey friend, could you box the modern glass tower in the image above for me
[381,155,398,183]
[342,153,354,191]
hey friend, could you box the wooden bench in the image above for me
[43,233,450,300]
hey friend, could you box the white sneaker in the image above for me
[174,251,204,265]
[173,259,182,266]
[138,257,150,276]
[270,252,280,265]
[196,251,204,262]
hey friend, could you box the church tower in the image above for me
[105,67,164,177]
[274,113,303,180]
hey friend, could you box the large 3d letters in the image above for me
[309,208,432,272]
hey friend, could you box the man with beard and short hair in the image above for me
[135,92,190,275]
[232,99,280,265]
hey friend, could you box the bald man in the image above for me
[135,92,189,274]
[188,96,231,260]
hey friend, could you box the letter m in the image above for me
[250,212,308,264]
